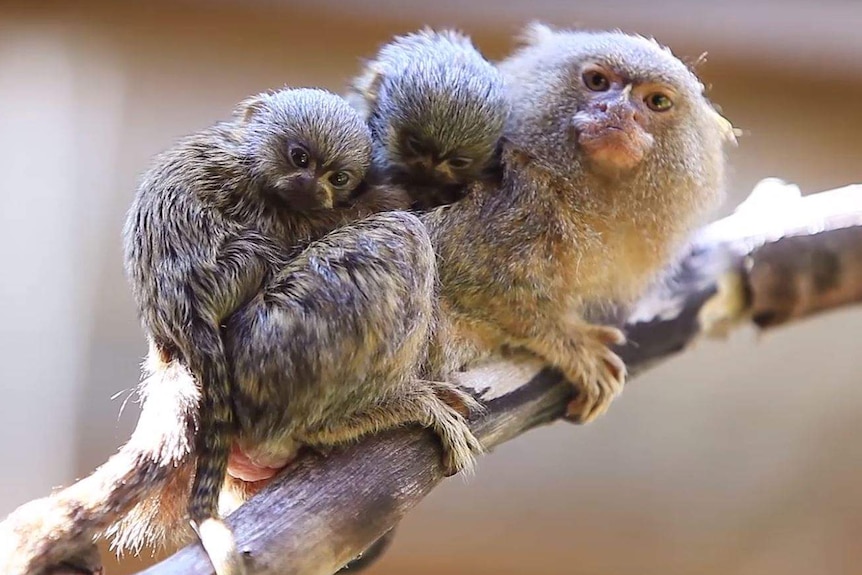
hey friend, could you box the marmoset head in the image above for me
[237,88,371,211]
[367,29,508,187]
[499,24,736,189]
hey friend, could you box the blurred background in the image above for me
[1,1,861,574]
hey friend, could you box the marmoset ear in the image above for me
[363,64,386,106]
[708,106,739,145]
[234,92,270,123]
[519,22,556,46]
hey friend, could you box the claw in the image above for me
[589,325,627,347]
[421,380,484,477]
[560,328,628,424]
[432,384,476,417]
[439,422,484,477]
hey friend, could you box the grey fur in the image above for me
[115,85,480,573]
[348,28,509,208]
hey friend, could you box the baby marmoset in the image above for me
[0,87,481,575]
[422,23,736,423]
[347,28,508,209]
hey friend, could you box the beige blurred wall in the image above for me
[0,1,860,574]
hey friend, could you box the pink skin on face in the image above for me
[573,101,655,173]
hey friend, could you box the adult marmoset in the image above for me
[0,87,480,575]
[422,23,736,423]
[348,28,508,209]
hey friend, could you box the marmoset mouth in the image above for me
[577,126,653,172]
[264,184,332,212]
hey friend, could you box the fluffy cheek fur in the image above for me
[506,78,584,170]
[657,110,726,218]
[243,138,290,188]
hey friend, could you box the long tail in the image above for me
[69,352,200,532]
[184,331,235,527]
[0,354,199,575]
[178,326,247,575]
[107,331,238,556]
[112,327,240,569]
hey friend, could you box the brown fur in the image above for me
[421,24,733,422]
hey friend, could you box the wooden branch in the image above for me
[137,179,862,575]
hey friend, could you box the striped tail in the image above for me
[183,330,246,575]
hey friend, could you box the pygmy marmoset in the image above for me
[347,27,508,209]
[422,23,736,423]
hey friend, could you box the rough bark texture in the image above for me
[126,179,861,575]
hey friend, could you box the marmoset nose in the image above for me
[434,162,454,180]
[316,183,334,209]
[601,99,640,124]
[419,155,435,170]
[295,173,315,192]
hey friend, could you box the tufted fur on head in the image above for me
[495,23,736,280]
[348,28,509,196]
